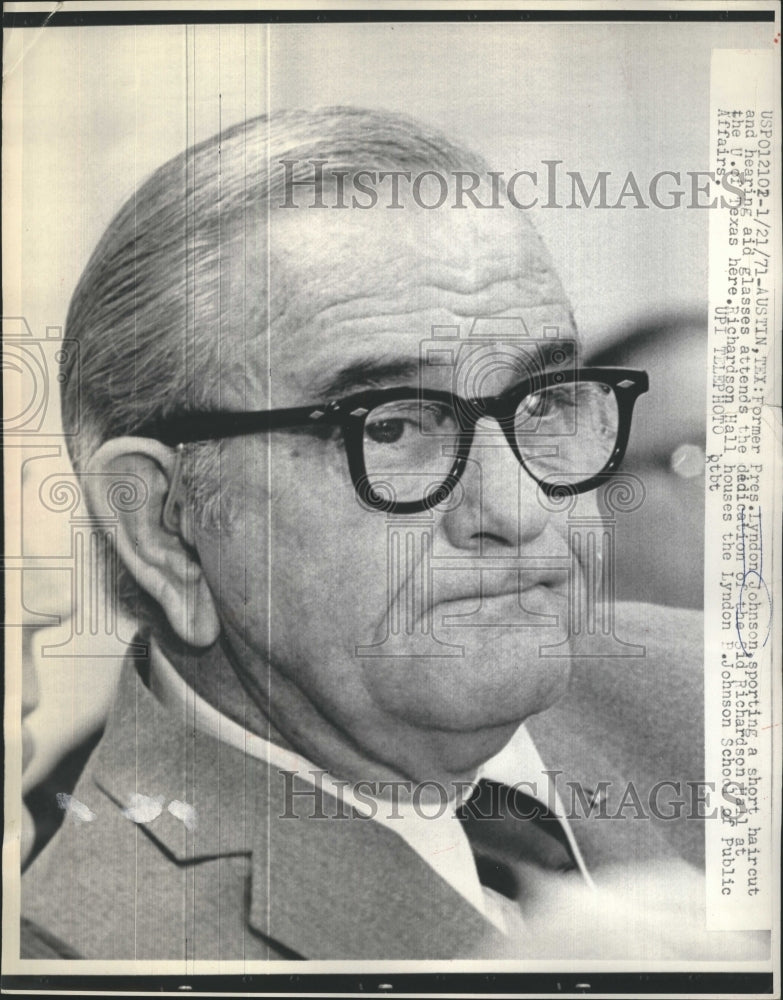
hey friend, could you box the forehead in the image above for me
[231,203,574,402]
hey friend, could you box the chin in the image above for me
[363,586,573,727]
[429,722,522,776]
[375,647,571,734]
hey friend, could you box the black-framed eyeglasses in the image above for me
[137,367,648,514]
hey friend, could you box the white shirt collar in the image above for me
[150,641,591,931]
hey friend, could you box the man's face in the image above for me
[194,201,598,785]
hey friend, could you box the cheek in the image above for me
[567,492,601,541]
[227,442,395,654]
[556,493,604,591]
[268,496,393,651]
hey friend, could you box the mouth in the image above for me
[433,582,567,630]
[372,563,571,646]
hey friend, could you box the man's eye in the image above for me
[364,403,453,445]
[521,387,577,418]
[365,419,407,445]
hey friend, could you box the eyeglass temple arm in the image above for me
[138,368,649,445]
[138,404,326,446]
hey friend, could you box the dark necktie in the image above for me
[458,778,578,901]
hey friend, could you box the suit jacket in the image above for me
[21,602,703,960]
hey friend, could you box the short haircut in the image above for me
[60,106,488,623]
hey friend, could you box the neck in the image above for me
[156,630,291,751]
[155,630,514,791]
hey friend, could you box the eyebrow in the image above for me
[309,356,421,399]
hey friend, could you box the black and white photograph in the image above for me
[2,2,780,995]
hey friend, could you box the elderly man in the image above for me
[21,108,705,960]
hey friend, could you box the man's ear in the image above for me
[84,437,221,647]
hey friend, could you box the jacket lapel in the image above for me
[246,772,497,959]
[92,660,499,959]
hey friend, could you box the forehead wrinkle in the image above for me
[267,211,561,318]
[268,259,523,322]
[280,271,566,339]
[261,209,572,399]
[303,244,545,305]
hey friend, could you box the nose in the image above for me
[440,418,550,551]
